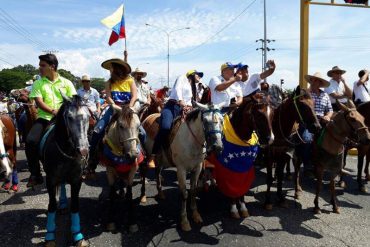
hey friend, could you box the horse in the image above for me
[98,105,142,233]
[142,102,224,231]
[313,101,370,214]
[138,93,163,123]
[0,114,17,192]
[208,95,273,218]
[264,86,321,210]
[40,95,90,247]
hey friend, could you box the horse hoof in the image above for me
[314,208,321,214]
[264,204,273,211]
[333,208,340,214]
[140,195,147,204]
[107,222,116,232]
[240,209,250,218]
[157,191,166,200]
[45,240,56,247]
[192,211,203,224]
[360,186,368,193]
[75,239,89,247]
[339,181,346,188]
[230,211,240,219]
[181,221,192,232]
[129,224,139,233]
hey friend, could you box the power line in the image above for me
[173,0,259,56]
[0,57,15,67]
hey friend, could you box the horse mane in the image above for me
[186,108,201,122]
[119,105,134,127]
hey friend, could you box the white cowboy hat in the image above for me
[101,58,132,74]
[305,72,330,88]
[327,66,346,77]
[131,67,147,78]
[81,74,91,81]
[25,80,33,85]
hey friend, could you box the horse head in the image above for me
[111,105,141,162]
[290,85,321,134]
[337,100,370,145]
[192,102,224,155]
[0,122,12,179]
[56,94,90,159]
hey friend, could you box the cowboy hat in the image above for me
[101,58,132,74]
[81,74,91,81]
[131,67,147,78]
[305,72,330,88]
[327,66,346,77]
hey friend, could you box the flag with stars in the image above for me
[208,115,259,198]
[100,143,144,174]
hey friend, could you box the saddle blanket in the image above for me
[208,115,259,198]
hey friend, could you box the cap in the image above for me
[236,63,249,70]
[186,70,204,78]
[220,62,237,71]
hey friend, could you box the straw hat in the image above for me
[304,72,330,88]
[101,58,132,74]
[327,66,346,77]
[81,75,91,81]
[131,67,147,78]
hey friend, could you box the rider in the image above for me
[26,53,77,187]
[352,69,370,106]
[324,66,352,111]
[132,67,151,112]
[209,62,243,113]
[77,74,101,118]
[149,70,202,166]
[88,57,138,173]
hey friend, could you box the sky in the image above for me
[0,0,370,90]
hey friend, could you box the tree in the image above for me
[0,69,30,93]
[91,78,106,92]
[58,69,77,82]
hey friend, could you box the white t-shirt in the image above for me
[239,73,261,96]
[169,75,193,106]
[324,79,348,104]
[353,80,370,103]
[209,75,242,107]
[77,87,100,112]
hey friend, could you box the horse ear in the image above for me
[347,99,356,109]
[295,85,301,96]
[337,100,349,112]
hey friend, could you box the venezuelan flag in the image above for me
[209,115,259,198]
[101,4,126,46]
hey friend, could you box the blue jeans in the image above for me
[152,101,181,154]
[296,126,313,171]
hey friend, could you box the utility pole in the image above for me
[256,39,275,71]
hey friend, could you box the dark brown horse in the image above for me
[138,93,163,122]
[313,101,370,214]
[265,86,321,210]
[0,114,17,192]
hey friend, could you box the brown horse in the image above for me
[0,114,17,192]
[221,95,273,218]
[313,101,370,214]
[264,86,321,210]
[138,93,163,122]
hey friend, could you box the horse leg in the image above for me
[70,181,88,247]
[357,154,367,193]
[294,156,303,200]
[239,196,249,218]
[177,167,191,231]
[230,198,240,219]
[127,165,139,233]
[139,162,147,204]
[45,179,57,247]
[58,183,68,214]
[190,166,203,225]
[276,157,288,208]
[264,152,274,210]
[314,165,324,214]
[330,175,340,214]
[156,165,165,200]
[285,157,292,181]
[365,151,370,181]
[339,148,348,188]
[106,166,117,232]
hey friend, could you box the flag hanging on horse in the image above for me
[209,115,259,198]
[101,4,126,46]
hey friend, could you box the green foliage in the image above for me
[58,69,77,82]
[91,78,105,92]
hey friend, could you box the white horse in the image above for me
[142,102,224,231]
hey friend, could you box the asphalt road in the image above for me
[0,148,369,247]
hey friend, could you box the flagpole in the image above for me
[124,36,127,62]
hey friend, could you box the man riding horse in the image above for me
[26,53,77,187]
